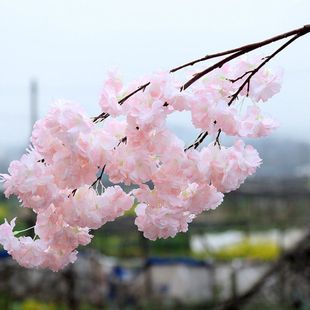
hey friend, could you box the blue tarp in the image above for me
[146,257,210,268]
[0,250,10,259]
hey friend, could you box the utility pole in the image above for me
[30,79,38,134]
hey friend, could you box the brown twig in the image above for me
[120,82,150,104]
[227,33,302,105]
[92,82,150,123]
[170,25,310,73]
[214,129,222,148]
[89,165,106,189]
[117,136,127,147]
[70,189,77,197]
[181,25,310,91]
[184,130,208,151]
[227,70,252,83]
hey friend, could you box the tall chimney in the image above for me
[30,79,38,134]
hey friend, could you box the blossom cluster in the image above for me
[0,56,281,270]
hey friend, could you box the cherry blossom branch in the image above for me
[170,25,310,73]
[92,82,150,123]
[227,33,303,106]
[70,189,77,197]
[185,26,310,149]
[181,24,310,90]
[93,25,309,149]
[72,136,127,194]
[93,25,309,123]
[227,70,252,83]
[4,27,310,271]
[70,165,107,197]
[214,129,222,148]
[89,165,106,189]
[184,130,208,151]
[184,127,222,152]
[117,136,127,146]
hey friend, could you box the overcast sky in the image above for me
[0,0,309,151]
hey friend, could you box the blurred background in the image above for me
[0,0,310,309]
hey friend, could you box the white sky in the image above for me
[0,0,309,150]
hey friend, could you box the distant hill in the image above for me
[250,138,310,178]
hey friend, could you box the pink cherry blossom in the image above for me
[239,105,279,137]
[99,71,123,117]
[63,185,133,229]
[186,184,224,215]
[0,218,19,253]
[97,186,134,224]
[249,68,283,102]
[10,237,47,269]
[0,54,283,271]
[204,140,262,193]
[135,203,194,240]
[31,101,99,189]
[62,186,102,229]
[0,149,59,212]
